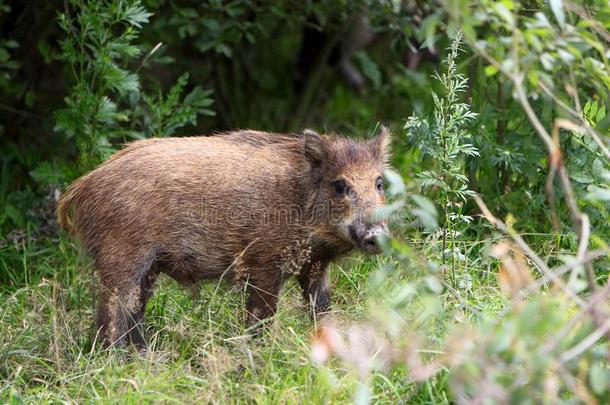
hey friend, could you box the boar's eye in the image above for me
[332,180,352,197]
[376,176,384,192]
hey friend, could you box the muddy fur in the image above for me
[57,128,391,348]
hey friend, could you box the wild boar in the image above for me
[57,128,391,348]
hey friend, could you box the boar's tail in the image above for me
[56,178,86,236]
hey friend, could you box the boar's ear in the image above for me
[303,129,327,166]
[368,125,391,164]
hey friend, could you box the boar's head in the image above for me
[304,127,391,254]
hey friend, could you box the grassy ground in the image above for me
[1,234,469,404]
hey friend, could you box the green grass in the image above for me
[0,235,454,403]
[0,236,464,403]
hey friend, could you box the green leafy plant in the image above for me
[138,72,214,138]
[317,2,610,403]
[53,0,214,177]
[54,0,151,169]
[405,32,479,284]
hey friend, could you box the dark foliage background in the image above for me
[1,0,605,240]
[0,0,431,235]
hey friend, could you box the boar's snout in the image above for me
[349,221,389,255]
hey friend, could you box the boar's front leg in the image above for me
[245,271,282,331]
[298,261,331,320]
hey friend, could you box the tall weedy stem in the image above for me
[405,32,479,287]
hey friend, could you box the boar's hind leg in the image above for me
[298,261,331,320]
[245,273,282,331]
[126,267,158,349]
[95,254,158,349]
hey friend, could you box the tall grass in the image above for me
[0,237,462,403]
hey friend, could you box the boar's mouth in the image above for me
[348,223,388,255]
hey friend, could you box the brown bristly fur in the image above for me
[57,128,391,348]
